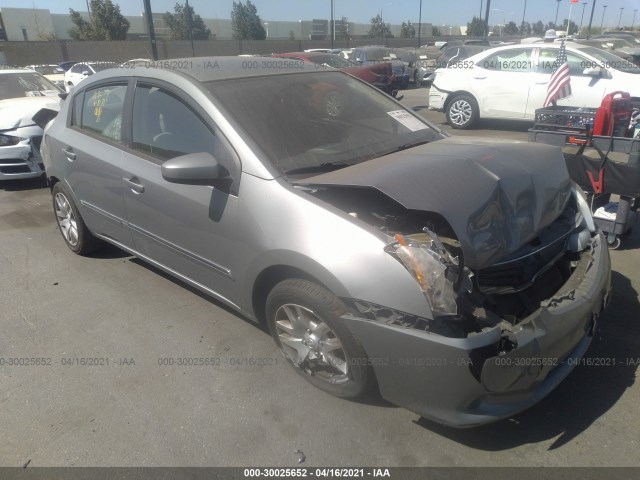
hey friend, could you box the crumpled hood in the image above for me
[299,136,573,270]
[0,96,61,131]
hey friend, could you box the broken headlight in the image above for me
[385,228,460,317]
[0,134,22,146]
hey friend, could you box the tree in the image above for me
[504,21,519,35]
[400,20,415,38]
[432,26,441,38]
[519,21,532,36]
[164,3,211,40]
[544,21,558,32]
[231,1,266,40]
[467,16,485,37]
[68,0,129,40]
[368,14,393,38]
[532,20,545,35]
[561,19,578,35]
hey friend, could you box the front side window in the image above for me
[131,85,216,161]
[79,84,126,142]
[478,48,533,72]
[538,49,591,76]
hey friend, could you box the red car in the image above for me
[272,52,398,98]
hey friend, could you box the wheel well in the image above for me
[48,175,60,190]
[251,265,331,324]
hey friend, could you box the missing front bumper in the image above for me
[341,232,611,427]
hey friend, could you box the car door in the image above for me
[526,48,608,118]
[58,81,134,248]
[121,82,241,306]
[470,48,534,118]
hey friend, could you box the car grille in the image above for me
[0,162,31,174]
[476,226,572,294]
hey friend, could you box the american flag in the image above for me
[544,40,572,107]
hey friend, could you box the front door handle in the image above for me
[62,148,76,161]
[472,75,487,80]
[123,177,145,194]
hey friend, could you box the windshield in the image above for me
[206,71,442,177]
[308,55,352,68]
[579,47,640,74]
[0,72,62,100]
[32,65,64,75]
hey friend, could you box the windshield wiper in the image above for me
[380,139,431,157]
[284,161,353,175]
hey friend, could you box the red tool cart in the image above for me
[529,92,640,249]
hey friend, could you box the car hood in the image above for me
[298,137,573,270]
[0,96,61,131]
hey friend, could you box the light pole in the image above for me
[555,0,562,26]
[600,5,607,32]
[264,22,269,37]
[579,2,588,34]
[586,0,597,38]
[330,0,334,48]
[185,0,195,57]
[417,0,422,47]
[633,10,638,30]
[520,0,528,38]
[479,0,483,22]
[617,7,624,29]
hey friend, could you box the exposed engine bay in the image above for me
[307,185,594,342]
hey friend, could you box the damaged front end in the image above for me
[298,140,612,426]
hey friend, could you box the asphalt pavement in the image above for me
[0,86,638,468]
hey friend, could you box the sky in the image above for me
[1,0,638,28]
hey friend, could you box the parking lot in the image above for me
[1,85,639,468]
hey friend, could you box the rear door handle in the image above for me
[472,75,487,80]
[123,177,145,194]
[62,148,76,161]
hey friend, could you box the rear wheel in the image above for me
[266,279,373,398]
[446,94,479,129]
[52,182,102,255]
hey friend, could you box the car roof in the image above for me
[85,56,335,84]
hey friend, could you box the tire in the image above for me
[445,94,479,129]
[266,278,374,398]
[52,182,102,255]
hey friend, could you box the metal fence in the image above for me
[0,37,480,65]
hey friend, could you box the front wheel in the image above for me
[445,94,479,129]
[266,279,374,398]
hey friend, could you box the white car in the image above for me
[0,69,62,180]
[64,61,118,92]
[429,43,640,129]
[26,64,66,90]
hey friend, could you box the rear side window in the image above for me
[479,49,533,72]
[79,84,126,142]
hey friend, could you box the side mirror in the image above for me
[161,152,227,185]
[583,66,603,76]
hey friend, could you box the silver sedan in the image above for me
[41,57,611,426]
